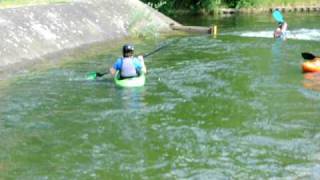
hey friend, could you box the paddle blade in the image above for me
[302,52,316,60]
[86,72,98,80]
[272,10,284,23]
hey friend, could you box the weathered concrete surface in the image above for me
[0,0,178,71]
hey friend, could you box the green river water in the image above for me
[1,13,320,179]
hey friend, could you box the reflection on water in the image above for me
[303,72,320,92]
[114,87,146,110]
[271,38,284,82]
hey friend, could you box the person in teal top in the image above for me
[110,44,147,79]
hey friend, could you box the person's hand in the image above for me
[138,55,146,73]
[109,67,116,76]
[138,55,145,63]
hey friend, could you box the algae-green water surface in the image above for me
[1,13,320,179]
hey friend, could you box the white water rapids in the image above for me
[227,28,320,41]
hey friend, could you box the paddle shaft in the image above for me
[143,44,168,58]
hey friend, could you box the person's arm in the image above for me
[281,22,287,32]
[110,58,121,76]
[138,55,147,73]
[109,67,117,76]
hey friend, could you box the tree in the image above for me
[140,0,255,14]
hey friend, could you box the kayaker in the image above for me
[109,44,147,79]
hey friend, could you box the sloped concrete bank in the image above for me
[0,0,178,73]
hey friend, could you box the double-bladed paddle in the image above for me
[86,43,170,80]
[301,52,317,60]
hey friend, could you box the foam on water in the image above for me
[227,28,320,41]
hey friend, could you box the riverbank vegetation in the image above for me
[141,0,320,15]
[0,0,69,8]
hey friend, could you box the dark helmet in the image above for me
[122,44,134,57]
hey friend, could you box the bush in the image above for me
[140,0,319,14]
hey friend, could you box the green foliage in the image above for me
[141,0,319,14]
[235,0,255,8]
[141,0,222,14]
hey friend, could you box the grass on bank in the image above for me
[0,0,70,8]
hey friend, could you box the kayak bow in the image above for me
[114,71,146,87]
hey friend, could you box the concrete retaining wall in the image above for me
[0,0,178,70]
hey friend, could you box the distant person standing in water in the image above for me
[272,9,288,39]
[274,21,288,39]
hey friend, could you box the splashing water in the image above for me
[227,28,320,41]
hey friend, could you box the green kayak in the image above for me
[114,71,146,88]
